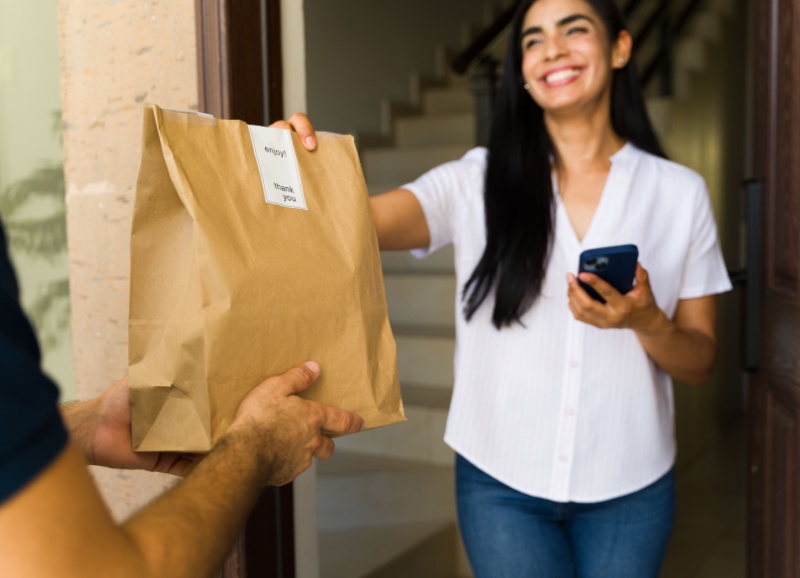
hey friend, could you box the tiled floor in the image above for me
[660,419,746,578]
[318,419,747,578]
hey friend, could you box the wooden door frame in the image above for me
[194,1,294,577]
[195,0,283,124]
[748,0,800,575]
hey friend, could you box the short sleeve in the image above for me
[679,181,733,299]
[0,223,68,505]
[402,147,487,258]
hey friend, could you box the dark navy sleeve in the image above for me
[0,219,68,505]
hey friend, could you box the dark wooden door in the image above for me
[195,1,294,577]
[748,0,800,575]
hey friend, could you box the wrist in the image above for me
[60,397,101,464]
[634,306,673,338]
[219,421,274,483]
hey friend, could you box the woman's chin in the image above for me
[539,94,608,120]
[541,100,589,118]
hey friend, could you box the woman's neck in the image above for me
[544,109,625,175]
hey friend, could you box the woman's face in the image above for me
[519,0,628,117]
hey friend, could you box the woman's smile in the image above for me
[541,66,585,87]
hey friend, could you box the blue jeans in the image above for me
[456,455,675,578]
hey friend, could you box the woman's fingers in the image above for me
[567,273,629,328]
[269,113,317,151]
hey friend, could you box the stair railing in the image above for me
[452,0,707,146]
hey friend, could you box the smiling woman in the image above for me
[462,0,661,329]
[280,0,733,575]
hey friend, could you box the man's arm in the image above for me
[0,361,363,578]
[61,377,199,475]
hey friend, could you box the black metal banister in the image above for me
[622,0,649,18]
[641,0,705,87]
[633,1,670,48]
[452,6,515,75]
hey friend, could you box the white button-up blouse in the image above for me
[404,143,732,503]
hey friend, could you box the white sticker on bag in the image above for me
[248,125,307,210]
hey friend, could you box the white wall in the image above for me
[282,0,307,115]
[0,0,73,400]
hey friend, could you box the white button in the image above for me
[565,408,575,416]
[559,454,569,462]
[569,360,580,369]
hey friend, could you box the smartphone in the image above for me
[577,244,639,303]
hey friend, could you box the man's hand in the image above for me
[64,361,363,483]
[62,378,200,476]
[7,362,363,578]
[227,361,364,486]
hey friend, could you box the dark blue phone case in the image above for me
[577,244,639,303]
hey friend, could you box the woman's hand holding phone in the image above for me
[566,262,664,332]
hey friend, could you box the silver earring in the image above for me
[617,57,625,65]
[523,83,530,90]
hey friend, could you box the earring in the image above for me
[617,57,625,65]
[523,83,530,90]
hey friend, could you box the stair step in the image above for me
[318,454,454,531]
[319,520,455,578]
[381,246,455,275]
[392,323,456,339]
[687,9,723,43]
[402,383,452,409]
[396,334,455,390]
[422,86,475,115]
[319,450,430,476]
[395,112,476,147]
[362,144,472,184]
[385,273,457,329]
[673,37,707,101]
[445,70,471,88]
[333,404,452,465]
[675,37,707,73]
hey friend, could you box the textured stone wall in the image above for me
[58,0,197,520]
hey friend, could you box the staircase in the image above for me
[317,68,473,578]
[315,1,736,576]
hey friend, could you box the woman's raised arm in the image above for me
[272,114,430,251]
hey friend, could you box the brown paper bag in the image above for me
[128,105,404,452]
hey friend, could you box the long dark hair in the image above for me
[462,0,666,329]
